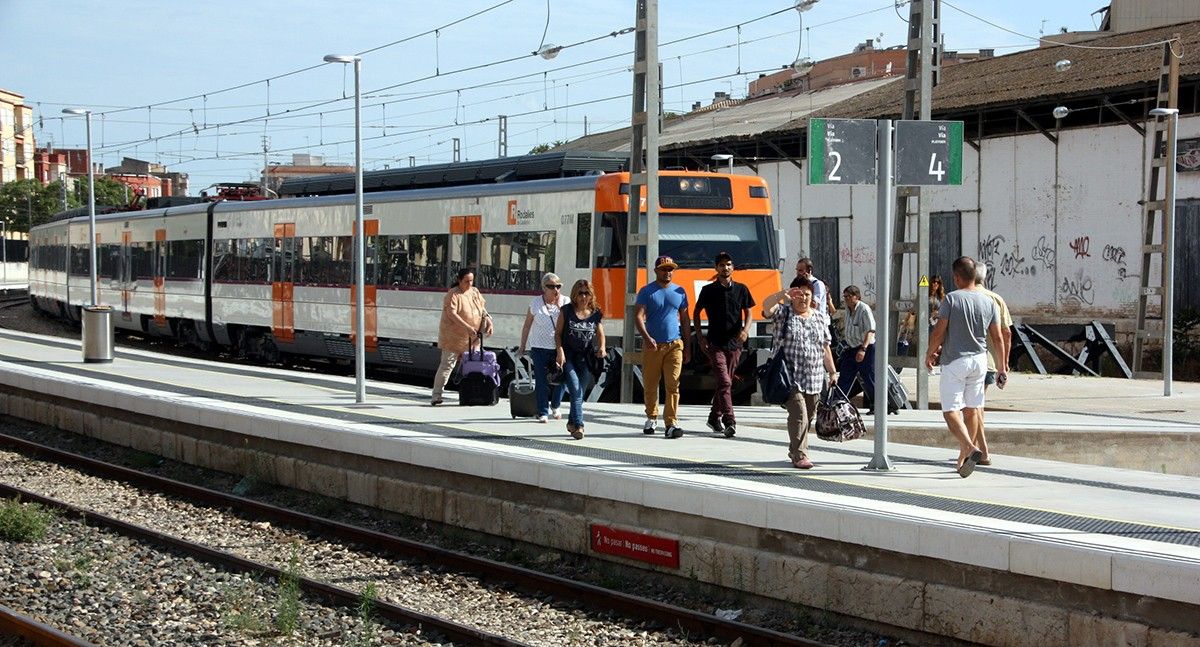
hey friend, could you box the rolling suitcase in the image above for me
[458,337,500,406]
[884,365,910,414]
[508,355,538,418]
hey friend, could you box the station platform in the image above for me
[0,327,1197,646]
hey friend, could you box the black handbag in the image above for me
[756,311,793,405]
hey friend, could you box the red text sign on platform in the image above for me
[589,524,680,569]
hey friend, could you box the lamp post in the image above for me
[62,108,97,306]
[324,54,367,404]
[1150,106,1179,396]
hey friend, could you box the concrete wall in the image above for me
[748,116,1200,326]
[1,262,28,284]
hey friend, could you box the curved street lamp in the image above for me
[323,54,367,403]
[61,108,97,306]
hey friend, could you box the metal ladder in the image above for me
[1131,39,1181,376]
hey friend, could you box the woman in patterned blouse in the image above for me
[762,280,838,469]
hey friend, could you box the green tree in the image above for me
[528,140,568,154]
[0,179,60,233]
[74,176,133,211]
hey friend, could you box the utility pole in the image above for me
[452,137,461,163]
[619,0,661,404]
[498,115,508,157]
[889,0,940,409]
[260,136,270,196]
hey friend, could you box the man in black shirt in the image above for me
[693,252,755,437]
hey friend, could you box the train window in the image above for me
[373,234,447,288]
[167,240,203,280]
[70,244,89,275]
[478,231,556,292]
[243,238,272,284]
[212,240,233,282]
[594,213,625,268]
[575,213,591,269]
[131,242,154,280]
[329,236,353,285]
[99,244,121,281]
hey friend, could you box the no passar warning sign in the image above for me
[590,524,680,569]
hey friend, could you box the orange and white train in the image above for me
[28,170,783,394]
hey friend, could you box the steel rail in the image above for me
[0,602,96,647]
[0,432,831,647]
[0,482,527,647]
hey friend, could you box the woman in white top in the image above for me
[519,272,571,422]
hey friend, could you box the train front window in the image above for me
[594,213,775,269]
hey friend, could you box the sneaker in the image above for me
[537,415,548,423]
[722,419,736,438]
[665,425,683,439]
[552,408,563,420]
[643,418,658,435]
[706,417,724,434]
[430,398,443,406]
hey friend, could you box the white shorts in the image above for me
[939,353,987,412]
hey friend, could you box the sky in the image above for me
[1,1,1104,194]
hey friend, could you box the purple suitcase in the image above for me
[459,345,501,386]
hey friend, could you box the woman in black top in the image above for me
[555,279,606,439]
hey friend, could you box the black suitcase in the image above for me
[459,372,499,406]
[850,365,910,414]
[884,365,910,414]
[508,357,538,418]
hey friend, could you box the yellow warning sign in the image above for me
[918,275,929,287]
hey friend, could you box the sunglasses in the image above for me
[545,284,562,289]
[576,291,591,296]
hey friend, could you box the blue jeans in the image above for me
[837,344,876,405]
[561,352,591,427]
[530,347,565,416]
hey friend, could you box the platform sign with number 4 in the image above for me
[895,120,963,186]
[807,118,877,185]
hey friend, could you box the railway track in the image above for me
[0,431,831,647]
[0,289,28,309]
[0,602,93,647]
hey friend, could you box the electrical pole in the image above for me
[889,0,939,409]
[498,115,508,157]
[261,136,270,196]
[619,0,661,404]
[453,137,461,163]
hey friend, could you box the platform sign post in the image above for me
[865,120,895,471]
[807,118,878,185]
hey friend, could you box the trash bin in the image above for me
[81,305,114,363]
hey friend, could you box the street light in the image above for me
[324,53,367,404]
[711,154,734,174]
[62,108,97,306]
[1150,106,1179,396]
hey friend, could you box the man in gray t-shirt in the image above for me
[925,256,1005,479]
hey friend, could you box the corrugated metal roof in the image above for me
[560,20,1198,153]
[778,19,1200,127]
[556,77,894,153]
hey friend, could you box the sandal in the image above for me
[792,455,814,469]
[567,422,583,440]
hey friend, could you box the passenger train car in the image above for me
[29,170,782,394]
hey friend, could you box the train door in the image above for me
[153,229,167,326]
[272,223,295,343]
[119,231,133,320]
[351,219,379,351]
[449,215,481,280]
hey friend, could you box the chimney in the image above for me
[979,49,995,58]
[691,101,702,111]
[714,91,729,101]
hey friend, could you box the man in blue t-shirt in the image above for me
[635,255,692,438]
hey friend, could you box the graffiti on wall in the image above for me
[1059,269,1095,306]
[1030,235,1056,271]
[978,233,1045,290]
[861,275,876,299]
[839,245,875,265]
[1069,235,1091,259]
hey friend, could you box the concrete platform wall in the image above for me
[3,384,1198,646]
